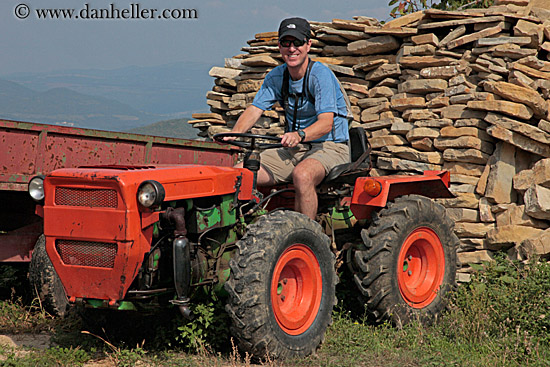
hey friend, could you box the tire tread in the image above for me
[352,195,459,324]
[225,211,337,360]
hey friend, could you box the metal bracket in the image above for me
[232,174,243,210]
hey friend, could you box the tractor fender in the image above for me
[350,170,454,220]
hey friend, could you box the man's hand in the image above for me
[281,131,302,148]
[222,135,238,142]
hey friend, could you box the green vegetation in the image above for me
[0,346,90,367]
[306,254,550,367]
[174,298,231,353]
[128,117,198,140]
[0,255,549,366]
[389,0,494,18]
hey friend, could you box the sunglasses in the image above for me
[279,38,306,48]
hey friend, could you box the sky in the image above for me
[0,0,393,75]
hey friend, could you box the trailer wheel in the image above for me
[352,195,458,325]
[29,235,69,317]
[225,211,336,360]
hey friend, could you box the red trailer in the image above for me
[0,119,239,262]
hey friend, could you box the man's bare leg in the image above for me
[292,158,326,220]
[234,162,275,186]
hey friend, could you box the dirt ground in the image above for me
[0,334,117,366]
[0,333,52,350]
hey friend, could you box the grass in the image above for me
[0,255,549,366]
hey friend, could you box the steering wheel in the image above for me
[213,132,283,150]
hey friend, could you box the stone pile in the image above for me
[191,0,550,281]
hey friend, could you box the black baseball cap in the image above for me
[278,17,311,41]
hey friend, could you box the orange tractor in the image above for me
[28,129,458,359]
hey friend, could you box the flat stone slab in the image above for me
[468,100,534,120]
[483,81,548,118]
[418,15,504,30]
[487,125,550,158]
[399,56,457,69]
[398,79,448,94]
[376,156,442,172]
[447,25,503,50]
[383,145,444,164]
[476,36,532,46]
[209,67,241,79]
[484,113,550,145]
[348,35,400,55]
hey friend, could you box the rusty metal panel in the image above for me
[148,145,237,167]
[41,134,148,172]
[0,128,40,176]
[0,119,240,191]
[0,182,28,191]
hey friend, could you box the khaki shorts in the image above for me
[260,141,350,184]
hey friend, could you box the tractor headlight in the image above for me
[28,175,45,202]
[137,180,165,208]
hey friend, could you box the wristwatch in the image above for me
[297,129,306,142]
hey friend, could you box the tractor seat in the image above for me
[323,126,371,184]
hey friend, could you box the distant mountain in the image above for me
[127,118,199,140]
[0,79,157,131]
[3,61,214,116]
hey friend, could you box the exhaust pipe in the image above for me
[173,236,193,319]
[163,207,193,320]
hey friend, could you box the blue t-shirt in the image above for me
[252,62,349,143]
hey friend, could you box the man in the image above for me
[226,17,350,220]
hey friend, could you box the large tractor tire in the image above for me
[29,235,69,317]
[225,211,337,360]
[352,195,458,325]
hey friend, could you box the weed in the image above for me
[0,296,54,334]
[0,264,33,302]
[174,297,230,354]
[439,253,550,366]
[81,330,149,366]
[110,346,147,367]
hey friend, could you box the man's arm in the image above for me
[301,112,334,141]
[281,112,334,147]
[231,105,264,133]
[222,105,264,141]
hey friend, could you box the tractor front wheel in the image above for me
[352,195,458,325]
[225,211,336,360]
[29,235,69,317]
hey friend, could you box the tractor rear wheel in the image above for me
[29,235,69,317]
[225,211,336,360]
[352,195,458,325]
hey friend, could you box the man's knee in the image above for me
[292,162,325,188]
[257,166,276,186]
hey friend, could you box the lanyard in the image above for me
[286,59,313,132]
[291,92,303,132]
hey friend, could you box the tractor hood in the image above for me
[46,164,255,202]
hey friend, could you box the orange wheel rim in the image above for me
[271,244,323,335]
[397,227,445,309]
